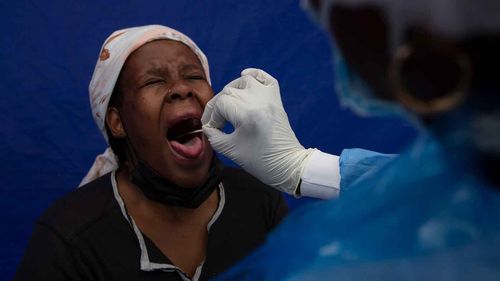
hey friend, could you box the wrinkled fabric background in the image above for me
[0,0,415,278]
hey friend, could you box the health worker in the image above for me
[203,0,500,279]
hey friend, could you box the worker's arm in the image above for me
[299,148,396,199]
[202,68,394,199]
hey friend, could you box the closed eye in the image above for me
[186,75,205,80]
[142,79,165,87]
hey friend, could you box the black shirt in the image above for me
[15,168,288,281]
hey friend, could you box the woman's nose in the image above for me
[167,89,194,101]
[166,81,194,101]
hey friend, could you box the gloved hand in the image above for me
[202,68,316,195]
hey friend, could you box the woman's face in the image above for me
[113,39,214,188]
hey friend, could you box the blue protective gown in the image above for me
[214,129,500,280]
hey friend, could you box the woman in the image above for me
[203,0,500,280]
[15,25,287,281]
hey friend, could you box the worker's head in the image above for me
[89,25,214,189]
[303,0,500,181]
[303,0,500,117]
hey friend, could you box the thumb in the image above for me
[202,93,241,129]
[202,126,234,156]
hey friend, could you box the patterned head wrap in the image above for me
[80,25,211,186]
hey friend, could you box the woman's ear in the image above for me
[106,107,126,138]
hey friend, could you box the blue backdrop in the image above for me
[0,0,416,279]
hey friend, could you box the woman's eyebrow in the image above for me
[182,63,204,72]
[136,66,168,82]
[135,63,203,82]
[146,66,168,76]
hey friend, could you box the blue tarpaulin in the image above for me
[0,0,415,278]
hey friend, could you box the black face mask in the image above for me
[131,156,224,209]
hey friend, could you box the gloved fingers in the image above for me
[201,93,242,130]
[221,70,284,112]
[202,126,232,155]
[239,69,284,106]
[241,68,278,86]
[224,74,260,91]
[221,76,246,91]
[202,95,225,129]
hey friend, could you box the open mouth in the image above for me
[166,118,204,159]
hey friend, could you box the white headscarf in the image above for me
[80,25,211,186]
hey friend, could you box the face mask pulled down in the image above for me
[131,155,224,209]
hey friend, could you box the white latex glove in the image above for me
[202,68,316,195]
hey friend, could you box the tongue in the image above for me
[170,136,204,159]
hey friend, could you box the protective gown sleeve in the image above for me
[299,149,395,199]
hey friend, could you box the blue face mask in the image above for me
[332,43,405,117]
